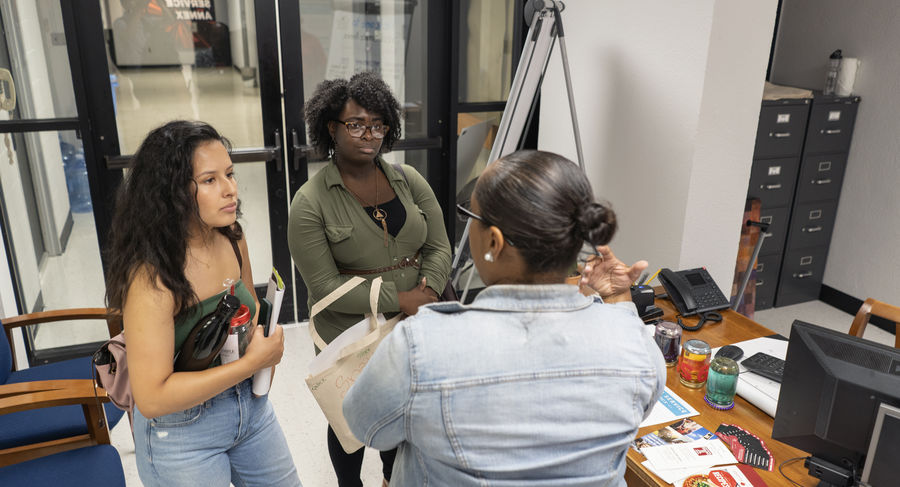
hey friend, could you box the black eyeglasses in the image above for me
[456,203,516,247]
[334,120,389,139]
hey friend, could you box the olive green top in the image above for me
[173,280,257,357]
[288,159,452,345]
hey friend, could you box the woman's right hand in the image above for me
[397,277,438,315]
[242,324,285,372]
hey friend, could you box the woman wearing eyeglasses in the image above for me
[288,72,452,486]
[343,150,666,486]
[105,121,301,486]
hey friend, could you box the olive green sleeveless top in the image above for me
[172,280,257,356]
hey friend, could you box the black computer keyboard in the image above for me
[740,352,785,383]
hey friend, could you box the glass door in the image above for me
[80,0,298,319]
[280,0,451,319]
[0,0,111,364]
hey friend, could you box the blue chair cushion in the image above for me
[0,444,125,486]
[1,356,125,449]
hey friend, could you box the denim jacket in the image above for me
[343,284,666,486]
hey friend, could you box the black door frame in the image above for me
[62,0,522,326]
[279,0,452,321]
[68,0,297,321]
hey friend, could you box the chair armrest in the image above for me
[2,308,122,339]
[0,379,95,398]
[0,380,109,415]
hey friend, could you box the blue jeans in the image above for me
[134,379,301,487]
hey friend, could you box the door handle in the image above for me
[272,129,283,171]
[802,226,823,233]
[812,178,832,185]
[291,129,314,171]
[793,271,813,279]
[0,68,16,111]
[109,130,284,170]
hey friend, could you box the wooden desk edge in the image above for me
[625,298,816,486]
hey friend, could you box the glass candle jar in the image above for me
[654,321,682,367]
[678,339,711,388]
[704,356,740,409]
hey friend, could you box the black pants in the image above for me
[327,425,397,487]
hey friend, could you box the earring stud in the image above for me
[484,252,494,262]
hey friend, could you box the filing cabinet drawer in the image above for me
[757,206,790,256]
[786,201,838,250]
[796,153,847,203]
[754,102,811,159]
[804,96,860,154]
[776,247,828,307]
[755,279,777,310]
[747,157,800,208]
[753,253,781,310]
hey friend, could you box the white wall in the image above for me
[539,0,778,290]
[770,0,900,304]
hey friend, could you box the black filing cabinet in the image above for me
[746,97,811,310]
[745,93,860,309]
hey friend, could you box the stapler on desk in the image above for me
[631,285,663,323]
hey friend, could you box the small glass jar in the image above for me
[219,304,251,364]
[678,339,711,388]
[704,356,740,409]
[654,321,682,367]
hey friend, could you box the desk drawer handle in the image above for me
[762,183,782,190]
[793,271,813,279]
[802,226,823,233]
[822,128,842,135]
[763,232,774,238]
[771,132,791,138]
[812,178,832,185]
[755,280,765,286]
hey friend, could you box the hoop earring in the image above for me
[484,252,494,263]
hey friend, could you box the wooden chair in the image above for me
[848,298,900,348]
[0,379,112,467]
[0,380,125,485]
[0,309,125,462]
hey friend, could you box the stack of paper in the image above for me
[641,439,739,484]
[640,387,700,428]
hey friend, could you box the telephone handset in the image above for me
[658,267,730,317]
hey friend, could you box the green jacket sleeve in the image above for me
[403,165,452,295]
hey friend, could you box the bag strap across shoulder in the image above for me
[230,238,242,272]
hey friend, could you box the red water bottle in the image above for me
[220,304,251,364]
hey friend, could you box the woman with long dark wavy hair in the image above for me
[105,120,301,487]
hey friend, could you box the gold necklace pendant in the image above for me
[372,207,387,221]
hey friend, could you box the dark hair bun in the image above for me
[575,201,617,247]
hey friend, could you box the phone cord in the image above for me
[676,311,722,331]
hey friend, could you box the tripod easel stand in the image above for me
[452,0,585,301]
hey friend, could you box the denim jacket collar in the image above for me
[468,284,595,313]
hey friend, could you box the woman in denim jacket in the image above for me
[344,150,666,486]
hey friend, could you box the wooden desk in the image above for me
[625,298,817,487]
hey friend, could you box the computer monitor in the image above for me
[772,320,900,487]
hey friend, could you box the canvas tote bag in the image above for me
[305,276,404,453]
